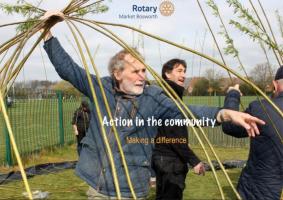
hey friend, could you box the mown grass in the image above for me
[0,96,255,165]
[0,98,81,165]
[0,145,248,199]
[0,169,243,199]
[0,96,253,199]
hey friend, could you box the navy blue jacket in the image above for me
[44,37,224,198]
[223,92,283,200]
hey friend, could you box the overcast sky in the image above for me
[0,0,282,81]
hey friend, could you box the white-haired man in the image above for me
[42,11,265,199]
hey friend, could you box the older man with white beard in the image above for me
[41,11,265,199]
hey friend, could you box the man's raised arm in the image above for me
[42,10,97,98]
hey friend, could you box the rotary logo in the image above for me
[159,1,175,16]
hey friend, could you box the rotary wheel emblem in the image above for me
[159,1,175,16]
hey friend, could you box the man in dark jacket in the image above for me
[151,59,241,200]
[222,66,283,200]
[72,100,90,155]
[152,59,204,200]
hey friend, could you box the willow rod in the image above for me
[68,19,137,199]
[0,20,44,56]
[65,20,121,199]
[206,1,251,79]
[248,0,282,65]
[257,0,283,59]
[0,19,40,29]
[0,92,32,199]
[0,22,45,95]
[76,19,283,133]
[4,28,50,98]
[68,0,104,16]
[71,18,229,199]
[0,49,9,65]
[88,23,241,198]
[0,22,41,90]
[196,0,229,69]
[205,0,283,144]
[196,0,245,112]
[64,0,90,15]
[0,30,28,54]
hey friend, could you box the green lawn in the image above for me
[0,169,243,199]
[0,145,248,199]
[0,96,254,199]
[1,96,255,165]
[0,98,81,165]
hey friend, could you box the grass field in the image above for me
[0,92,257,200]
[0,96,257,165]
[0,145,249,199]
[0,98,81,165]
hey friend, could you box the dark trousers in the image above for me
[76,133,85,156]
[77,143,82,156]
[152,155,188,200]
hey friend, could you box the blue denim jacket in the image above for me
[44,37,223,198]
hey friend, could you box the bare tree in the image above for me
[250,63,276,91]
[203,68,223,95]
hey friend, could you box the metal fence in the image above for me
[0,92,257,166]
[0,90,81,166]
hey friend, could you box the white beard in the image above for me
[120,80,144,95]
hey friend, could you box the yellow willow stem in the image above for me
[68,20,137,199]
[0,49,9,65]
[0,21,42,92]
[26,0,45,13]
[196,0,229,74]
[4,28,49,97]
[248,0,282,65]
[142,60,228,199]
[0,51,9,80]
[65,36,84,66]
[0,31,26,55]
[65,20,121,199]
[62,0,77,13]
[258,39,273,76]
[1,36,29,91]
[38,45,48,82]
[0,91,33,199]
[196,0,245,112]
[76,19,283,155]
[204,1,283,145]
[76,18,250,199]
[0,19,40,28]
[71,18,227,199]
[0,19,43,54]
[78,19,283,142]
[257,0,283,60]
[68,0,104,15]
[0,20,43,82]
[205,2,251,79]
[64,0,90,15]
[93,44,100,59]
[0,33,26,55]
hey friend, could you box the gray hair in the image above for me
[108,48,143,78]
